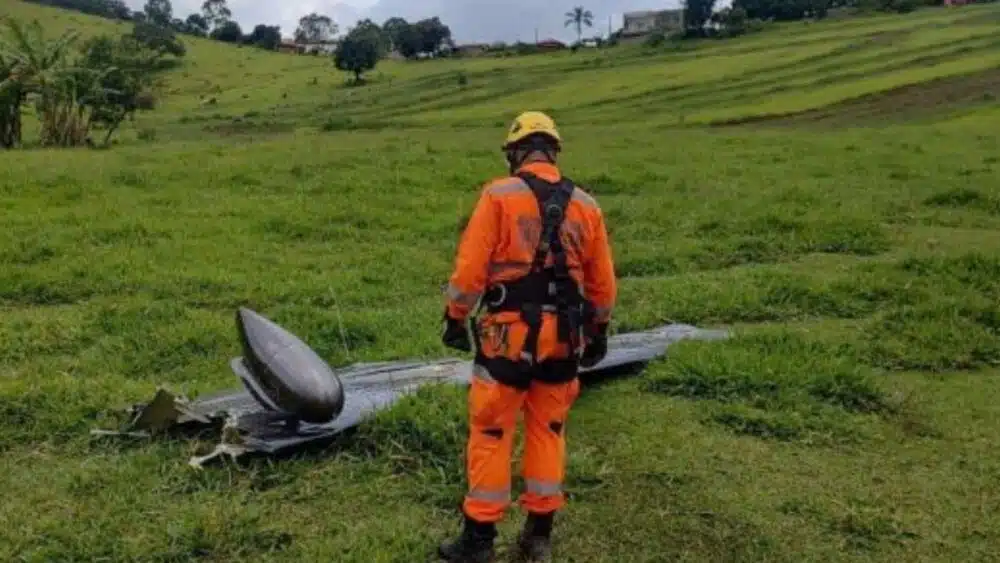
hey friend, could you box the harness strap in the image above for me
[514,171,579,366]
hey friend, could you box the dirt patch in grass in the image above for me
[713,68,1000,128]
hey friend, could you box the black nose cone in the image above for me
[235,307,345,424]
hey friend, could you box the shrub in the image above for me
[644,30,667,47]
[135,90,157,110]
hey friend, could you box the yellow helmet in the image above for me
[503,111,562,149]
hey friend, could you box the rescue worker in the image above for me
[438,111,617,562]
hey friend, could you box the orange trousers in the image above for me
[462,365,581,523]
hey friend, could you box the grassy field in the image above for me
[2,1,1000,561]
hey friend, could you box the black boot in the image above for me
[517,512,554,562]
[438,514,497,562]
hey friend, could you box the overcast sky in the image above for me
[124,1,685,44]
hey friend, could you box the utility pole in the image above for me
[534,27,538,44]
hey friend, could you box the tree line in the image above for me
[682,0,988,37]
[330,17,453,82]
[21,0,455,57]
[14,0,975,98]
[24,0,285,49]
[14,0,458,93]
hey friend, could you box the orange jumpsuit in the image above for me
[444,160,617,523]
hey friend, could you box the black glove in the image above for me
[441,310,471,352]
[579,323,609,368]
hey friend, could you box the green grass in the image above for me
[2,1,1000,561]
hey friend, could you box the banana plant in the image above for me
[0,17,82,147]
[0,17,81,96]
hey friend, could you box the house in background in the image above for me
[276,40,338,56]
[300,41,338,55]
[621,9,685,38]
[277,40,301,54]
[536,38,568,51]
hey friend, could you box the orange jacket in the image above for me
[445,161,616,326]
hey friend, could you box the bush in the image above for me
[129,20,185,58]
[888,0,920,12]
[513,41,542,56]
[135,90,157,110]
[644,30,667,47]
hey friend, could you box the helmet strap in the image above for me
[505,138,558,174]
[505,150,521,175]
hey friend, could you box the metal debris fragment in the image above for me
[93,313,728,468]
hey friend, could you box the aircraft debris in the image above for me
[93,308,729,467]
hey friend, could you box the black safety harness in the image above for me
[473,171,593,378]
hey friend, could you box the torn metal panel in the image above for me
[95,317,728,467]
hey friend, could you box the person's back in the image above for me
[462,160,615,365]
[439,111,617,563]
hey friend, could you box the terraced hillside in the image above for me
[1,2,999,562]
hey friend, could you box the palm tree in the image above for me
[564,6,594,45]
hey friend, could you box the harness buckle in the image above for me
[544,203,563,222]
[485,283,507,308]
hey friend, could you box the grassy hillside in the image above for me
[1,1,999,561]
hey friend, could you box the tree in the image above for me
[247,24,281,50]
[414,17,451,56]
[683,0,717,36]
[295,13,337,44]
[201,0,231,32]
[353,18,389,53]
[379,16,454,59]
[210,20,243,43]
[334,22,383,83]
[382,17,408,52]
[143,0,173,28]
[77,33,161,146]
[185,14,209,37]
[108,0,133,21]
[564,6,594,44]
[395,22,423,58]
[130,20,186,58]
[711,6,751,36]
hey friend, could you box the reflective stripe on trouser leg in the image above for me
[519,378,580,514]
[463,367,527,523]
